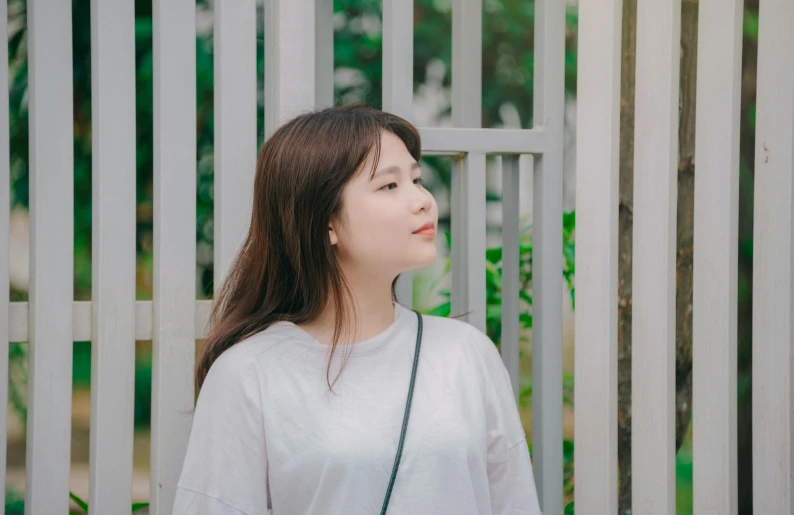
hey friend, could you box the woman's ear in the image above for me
[328,223,339,246]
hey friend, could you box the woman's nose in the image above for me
[411,187,433,213]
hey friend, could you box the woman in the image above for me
[173,105,541,514]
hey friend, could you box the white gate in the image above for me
[2,0,566,514]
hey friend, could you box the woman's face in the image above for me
[329,130,439,277]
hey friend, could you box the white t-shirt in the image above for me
[173,302,542,515]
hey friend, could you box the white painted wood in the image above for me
[383,0,415,308]
[419,127,545,155]
[500,155,520,402]
[151,0,197,512]
[8,300,214,343]
[88,0,137,512]
[463,152,487,333]
[264,0,316,139]
[383,0,413,119]
[631,0,681,512]
[25,0,75,512]
[753,0,794,511]
[451,0,481,129]
[574,0,622,512]
[0,0,9,506]
[450,0,484,329]
[451,156,465,318]
[214,0,257,292]
[693,2,742,514]
[314,0,334,109]
[531,0,565,511]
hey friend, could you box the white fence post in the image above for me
[88,0,137,512]
[692,2,743,514]
[753,0,794,511]
[383,0,415,307]
[150,1,197,513]
[315,0,334,110]
[450,0,486,333]
[500,154,520,404]
[574,0,622,512]
[631,0,681,512]
[531,0,565,511]
[264,0,316,140]
[214,0,257,292]
[25,0,75,512]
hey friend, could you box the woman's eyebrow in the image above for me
[371,162,421,180]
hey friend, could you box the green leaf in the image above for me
[743,9,759,40]
[69,492,89,512]
[485,246,502,263]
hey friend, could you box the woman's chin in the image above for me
[405,251,438,272]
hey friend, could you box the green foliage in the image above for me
[4,487,25,514]
[67,491,150,514]
[8,344,27,431]
[427,211,575,347]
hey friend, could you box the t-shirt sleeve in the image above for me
[487,441,542,515]
[466,327,541,515]
[173,350,271,515]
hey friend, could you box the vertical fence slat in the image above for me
[464,151,487,333]
[25,0,75,512]
[383,0,413,118]
[451,0,485,331]
[692,2,742,514]
[88,0,137,512]
[451,0,481,128]
[151,1,197,513]
[450,158,465,315]
[0,0,9,507]
[574,0,622,512]
[315,0,333,109]
[264,0,316,139]
[531,0,565,511]
[501,155,520,401]
[214,0,257,291]
[753,0,794,511]
[631,0,681,511]
[383,0,415,307]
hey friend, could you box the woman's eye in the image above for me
[380,177,423,191]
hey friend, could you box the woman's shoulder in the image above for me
[417,310,503,368]
[207,323,302,381]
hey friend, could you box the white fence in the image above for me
[2,0,566,514]
[10,0,792,513]
[576,0,793,514]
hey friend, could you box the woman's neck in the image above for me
[297,274,397,345]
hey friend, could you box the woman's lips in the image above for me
[413,225,436,237]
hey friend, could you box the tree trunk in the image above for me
[616,0,637,511]
[617,1,698,513]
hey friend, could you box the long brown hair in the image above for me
[196,105,422,394]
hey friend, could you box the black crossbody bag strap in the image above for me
[379,309,423,515]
